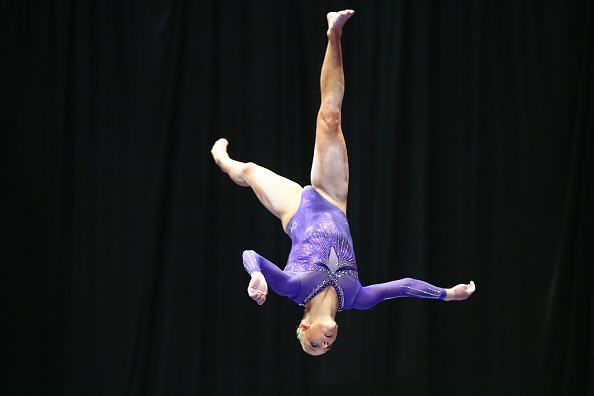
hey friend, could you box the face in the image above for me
[300,320,338,356]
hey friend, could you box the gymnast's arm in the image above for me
[242,250,300,305]
[352,277,476,310]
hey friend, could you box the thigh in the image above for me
[310,117,349,213]
[246,162,303,232]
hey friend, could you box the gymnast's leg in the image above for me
[310,9,354,214]
[211,138,303,232]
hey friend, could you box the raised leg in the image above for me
[211,138,303,232]
[310,10,354,214]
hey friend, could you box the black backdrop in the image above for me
[2,1,593,395]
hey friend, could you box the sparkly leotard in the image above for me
[242,186,446,311]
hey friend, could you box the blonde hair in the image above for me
[296,308,313,354]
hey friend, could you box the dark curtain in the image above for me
[2,1,592,395]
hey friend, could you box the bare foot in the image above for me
[211,138,230,173]
[327,9,354,36]
[211,138,251,186]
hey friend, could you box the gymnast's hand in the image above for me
[445,281,476,301]
[248,272,268,305]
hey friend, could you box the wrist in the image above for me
[444,288,455,301]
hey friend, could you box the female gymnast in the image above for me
[211,9,475,356]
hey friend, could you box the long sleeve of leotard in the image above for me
[242,250,301,298]
[352,277,446,310]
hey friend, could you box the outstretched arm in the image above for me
[242,250,300,305]
[352,278,475,310]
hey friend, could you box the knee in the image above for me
[319,105,341,129]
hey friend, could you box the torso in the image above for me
[284,186,359,311]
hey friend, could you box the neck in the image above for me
[305,285,338,322]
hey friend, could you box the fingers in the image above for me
[254,291,266,305]
[459,281,475,300]
[466,281,476,297]
[248,288,267,305]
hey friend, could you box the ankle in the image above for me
[327,29,342,40]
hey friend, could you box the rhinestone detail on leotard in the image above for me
[285,187,358,311]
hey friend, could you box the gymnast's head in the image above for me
[296,309,338,356]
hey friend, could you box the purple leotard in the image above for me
[243,186,446,311]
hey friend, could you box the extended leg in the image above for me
[310,10,354,214]
[211,138,303,232]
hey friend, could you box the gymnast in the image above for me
[211,9,475,356]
